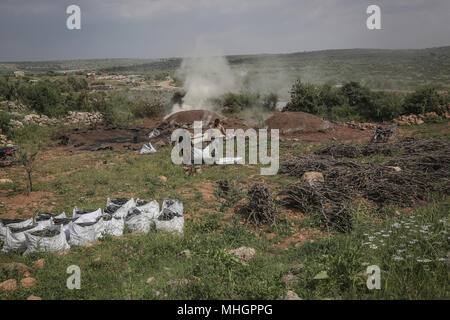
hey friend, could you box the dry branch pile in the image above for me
[280,138,450,232]
[241,183,278,225]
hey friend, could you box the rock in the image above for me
[228,247,256,262]
[0,279,17,292]
[278,290,302,300]
[168,278,189,288]
[32,258,45,270]
[27,295,42,300]
[301,171,324,187]
[176,249,191,259]
[2,262,29,274]
[387,166,402,172]
[21,277,36,289]
[158,176,167,182]
[24,271,31,278]
[416,119,424,125]
[289,264,305,275]
[281,273,297,286]
[146,277,155,284]
[0,178,13,184]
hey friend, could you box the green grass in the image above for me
[0,121,449,300]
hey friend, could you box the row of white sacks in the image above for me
[0,198,184,255]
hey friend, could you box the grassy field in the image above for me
[0,121,449,300]
[1,46,449,95]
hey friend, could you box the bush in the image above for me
[221,92,259,113]
[131,99,164,119]
[404,86,446,115]
[285,81,321,114]
[0,111,11,134]
[262,93,278,111]
[17,81,63,117]
[330,104,359,121]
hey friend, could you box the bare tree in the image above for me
[17,149,39,195]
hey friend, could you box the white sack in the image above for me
[105,198,135,219]
[72,207,102,223]
[154,199,184,235]
[68,219,104,246]
[125,208,152,234]
[1,224,39,253]
[140,143,157,155]
[100,215,124,237]
[23,225,70,255]
[136,199,160,220]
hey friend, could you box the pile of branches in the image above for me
[279,155,362,178]
[315,143,396,158]
[315,144,361,158]
[281,183,352,233]
[241,183,278,225]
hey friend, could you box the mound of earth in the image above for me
[163,110,223,127]
[266,112,332,134]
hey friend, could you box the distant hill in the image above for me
[1,46,449,92]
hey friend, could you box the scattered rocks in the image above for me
[7,101,28,112]
[146,277,155,284]
[32,258,45,270]
[23,114,58,126]
[2,262,29,275]
[158,176,168,183]
[9,119,24,129]
[0,279,17,292]
[227,247,256,262]
[393,112,450,126]
[27,295,42,300]
[21,277,36,289]
[278,290,302,300]
[344,121,377,131]
[176,249,191,259]
[66,111,104,126]
[23,271,31,278]
[0,178,13,184]
[301,171,324,187]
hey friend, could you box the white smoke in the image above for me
[170,40,239,114]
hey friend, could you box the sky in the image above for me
[0,0,449,61]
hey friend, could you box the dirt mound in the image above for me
[163,110,223,127]
[265,112,332,134]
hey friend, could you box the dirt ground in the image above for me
[55,110,375,151]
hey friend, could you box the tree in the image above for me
[18,149,39,195]
[285,81,321,114]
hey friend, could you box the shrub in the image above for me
[0,111,11,134]
[131,99,164,119]
[330,104,359,121]
[17,81,63,117]
[403,86,446,115]
[285,81,321,114]
[262,93,278,111]
[221,92,259,113]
